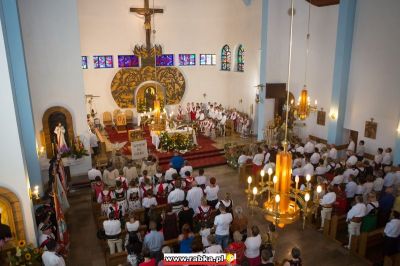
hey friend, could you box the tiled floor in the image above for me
[67,163,368,265]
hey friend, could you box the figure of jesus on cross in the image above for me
[130,0,163,51]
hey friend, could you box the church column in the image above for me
[327,0,357,145]
[256,0,269,141]
[0,0,43,193]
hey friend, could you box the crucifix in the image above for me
[130,0,164,51]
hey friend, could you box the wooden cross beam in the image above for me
[130,0,164,50]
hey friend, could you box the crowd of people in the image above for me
[90,153,302,266]
[241,137,400,255]
[175,102,252,138]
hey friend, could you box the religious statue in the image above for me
[0,213,12,249]
[144,87,156,111]
[54,123,67,149]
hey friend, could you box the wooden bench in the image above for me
[383,253,400,266]
[329,214,347,240]
[357,227,384,257]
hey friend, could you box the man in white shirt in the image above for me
[383,170,396,189]
[383,211,400,256]
[103,212,122,254]
[345,175,357,201]
[252,148,264,167]
[343,166,357,183]
[41,239,65,266]
[382,148,393,168]
[167,180,185,213]
[180,161,193,178]
[292,161,304,177]
[345,196,366,249]
[331,173,344,186]
[310,148,321,166]
[186,181,204,211]
[195,168,208,187]
[347,138,355,156]
[302,159,314,177]
[346,152,358,167]
[304,140,315,155]
[238,152,252,166]
[328,145,338,160]
[356,140,365,161]
[319,186,336,230]
[89,131,99,156]
[88,164,102,182]
[165,164,178,181]
[373,174,384,196]
[213,204,232,250]
[295,145,304,155]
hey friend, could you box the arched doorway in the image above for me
[42,106,74,158]
[135,81,165,113]
[0,187,25,246]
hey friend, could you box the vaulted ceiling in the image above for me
[305,0,340,7]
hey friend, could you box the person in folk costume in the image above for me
[105,164,118,188]
[98,185,115,216]
[215,192,233,217]
[39,223,56,250]
[167,179,185,214]
[190,102,196,121]
[141,155,157,178]
[108,198,124,222]
[183,171,195,192]
[230,109,238,131]
[210,121,217,139]
[91,176,104,202]
[126,180,141,213]
[194,197,213,229]
[177,105,184,120]
[56,154,68,192]
[155,175,168,205]
[195,106,201,121]
[140,175,153,200]
[123,161,138,184]
[116,169,129,191]
[142,189,158,226]
[152,167,163,186]
[114,180,127,217]
[241,116,250,138]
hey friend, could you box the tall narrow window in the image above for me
[81,56,88,69]
[237,45,244,72]
[221,45,231,71]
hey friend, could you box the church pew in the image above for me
[328,214,347,241]
[357,228,384,257]
[383,253,400,266]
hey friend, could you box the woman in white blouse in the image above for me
[244,225,262,266]
[204,177,219,208]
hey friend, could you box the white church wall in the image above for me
[0,17,37,244]
[77,0,261,119]
[265,0,338,141]
[344,0,400,155]
[18,0,91,175]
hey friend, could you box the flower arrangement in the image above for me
[58,145,71,158]
[7,240,42,266]
[71,136,89,159]
[159,132,194,152]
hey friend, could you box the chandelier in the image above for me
[291,0,317,120]
[246,0,320,228]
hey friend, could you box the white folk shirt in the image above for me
[42,251,66,266]
[263,152,271,164]
[373,177,384,192]
[347,141,355,152]
[310,152,321,165]
[142,197,158,208]
[345,181,357,198]
[292,167,303,177]
[238,155,252,165]
[304,142,315,154]
[195,175,208,186]
[186,187,204,211]
[329,148,338,160]
[167,188,185,203]
[346,155,358,166]
[302,163,314,177]
[384,219,400,238]
[214,213,233,236]
[103,219,121,237]
[165,168,177,181]
[315,166,327,176]
[374,154,383,164]
[295,146,304,155]
[88,168,102,181]
[180,166,193,177]
[204,185,219,201]
[382,153,393,165]
[252,153,264,166]
[346,203,366,221]
[320,192,336,206]
[263,162,276,173]
[383,172,396,187]
[343,168,357,183]
[366,201,379,214]
[244,234,262,259]
[363,182,374,195]
[331,175,344,185]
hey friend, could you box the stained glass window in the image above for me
[81,56,88,69]
[237,45,244,72]
[200,54,216,65]
[156,54,174,66]
[118,55,139,68]
[179,54,196,66]
[221,45,231,71]
[93,55,113,69]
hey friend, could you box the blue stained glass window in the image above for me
[118,55,139,68]
[156,54,174,66]
[179,54,196,66]
[237,45,244,72]
[93,55,113,69]
[221,45,231,71]
[200,54,216,65]
[81,56,88,69]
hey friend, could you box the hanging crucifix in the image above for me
[130,0,164,51]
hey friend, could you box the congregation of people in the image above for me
[89,152,302,266]
[241,137,400,255]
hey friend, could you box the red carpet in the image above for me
[104,126,226,170]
